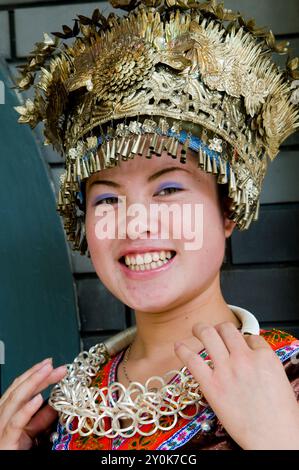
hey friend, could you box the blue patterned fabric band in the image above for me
[77,129,228,205]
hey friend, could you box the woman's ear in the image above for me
[224,215,236,238]
[222,195,237,239]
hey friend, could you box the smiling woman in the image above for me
[4,0,299,452]
[84,145,235,317]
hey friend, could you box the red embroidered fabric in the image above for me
[47,328,299,450]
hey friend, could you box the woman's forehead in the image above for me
[86,147,201,187]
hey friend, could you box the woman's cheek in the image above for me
[86,204,114,245]
[85,209,96,249]
[85,209,107,270]
[85,209,120,287]
[201,199,226,264]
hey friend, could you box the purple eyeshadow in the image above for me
[156,181,184,192]
[92,181,183,204]
[93,193,116,204]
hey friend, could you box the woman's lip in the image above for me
[118,253,176,280]
[118,249,176,260]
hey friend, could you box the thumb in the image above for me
[25,402,58,437]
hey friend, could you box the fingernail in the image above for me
[38,362,52,373]
[41,357,53,364]
[55,365,67,374]
[30,393,43,405]
[174,341,182,350]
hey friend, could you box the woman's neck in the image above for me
[128,273,241,364]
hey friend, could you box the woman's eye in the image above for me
[94,187,184,205]
[95,196,119,205]
[156,187,184,196]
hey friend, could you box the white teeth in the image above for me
[123,249,175,270]
[143,253,152,264]
[136,254,144,266]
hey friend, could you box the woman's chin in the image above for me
[121,294,176,313]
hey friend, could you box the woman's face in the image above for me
[85,143,235,312]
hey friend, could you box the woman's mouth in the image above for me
[118,250,176,273]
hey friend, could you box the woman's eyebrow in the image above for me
[87,167,193,190]
[148,166,192,182]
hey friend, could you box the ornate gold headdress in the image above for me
[12,0,299,255]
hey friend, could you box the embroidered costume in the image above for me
[12,0,299,451]
[50,315,299,450]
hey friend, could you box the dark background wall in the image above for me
[0,57,80,395]
[0,0,298,357]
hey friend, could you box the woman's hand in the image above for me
[174,322,299,450]
[0,358,67,450]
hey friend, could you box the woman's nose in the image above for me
[121,197,160,240]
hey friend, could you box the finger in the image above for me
[243,334,272,351]
[174,341,213,385]
[30,365,68,397]
[3,393,44,448]
[0,358,53,406]
[0,364,66,429]
[25,403,58,438]
[0,363,52,428]
[192,324,230,367]
[213,322,249,355]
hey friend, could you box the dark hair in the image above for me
[77,179,87,214]
[217,182,230,215]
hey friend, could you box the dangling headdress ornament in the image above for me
[13,0,299,256]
